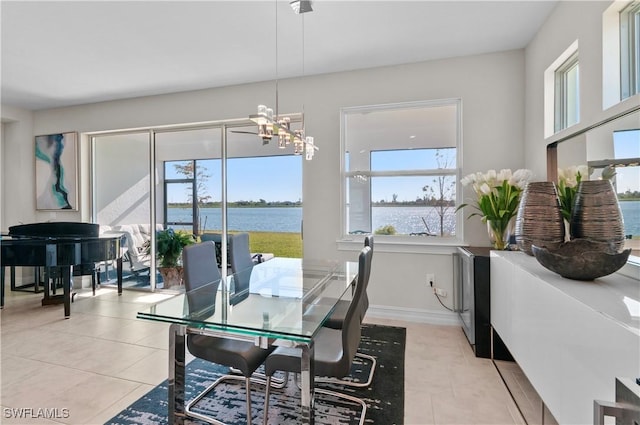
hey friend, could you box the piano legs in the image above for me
[42,266,73,318]
[1,257,122,315]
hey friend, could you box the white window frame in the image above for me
[338,99,463,250]
[554,51,580,133]
[621,1,640,100]
[544,40,579,137]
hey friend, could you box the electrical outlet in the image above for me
[433,287,447,297]
[427,273,435,287]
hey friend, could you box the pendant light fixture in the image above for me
[249,0,318,160]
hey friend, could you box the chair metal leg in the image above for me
[186,373,259,425]
[315,352,377,388]
[315,388,367,425]
[245,377,253,425]
[229,367,289,389]
[265,374,367,425]
[263,376,271,425]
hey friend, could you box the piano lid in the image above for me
[9,222,100,238]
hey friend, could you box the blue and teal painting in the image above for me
[35,133,75,210]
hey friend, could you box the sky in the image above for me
[369,148,455,202]
[165,134,638,205]
[166,156,303,203]
[613,129,640,193]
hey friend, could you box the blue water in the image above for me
[620,200,640,236]
[169,207,303,233]
[167,201,640,236]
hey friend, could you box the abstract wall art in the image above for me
[35,132,78,210]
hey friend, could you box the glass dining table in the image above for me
[137,257,359,425]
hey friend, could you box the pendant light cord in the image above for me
[275,0,279,118]
[301,13,305,131]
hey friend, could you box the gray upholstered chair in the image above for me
[313,235,376,388]
[229,233,253,305]
[261,246,372,425]
[324,234,373,328]
[182,241,272,425]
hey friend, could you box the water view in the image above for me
[168,201,640,237]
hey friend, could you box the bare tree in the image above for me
[173,161,212,205]
[173,161,212,233]
[422,149,456,236]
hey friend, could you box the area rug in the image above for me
[106,324,405,425]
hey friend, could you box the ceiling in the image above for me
[1,0,558,111]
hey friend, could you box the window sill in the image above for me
[337,236,463,255]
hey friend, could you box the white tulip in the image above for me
[497,169,512,182]
[479,183,492,195]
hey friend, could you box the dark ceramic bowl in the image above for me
[531,239,631,281]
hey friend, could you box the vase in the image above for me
[159,266,184,288]
[514,181,565,255]
[570,180,626,252]
[486,219,514,250]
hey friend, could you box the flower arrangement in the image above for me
[556,165,589,222]
[457,168,533,249]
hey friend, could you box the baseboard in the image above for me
[365,304,461,326]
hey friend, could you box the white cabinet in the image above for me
[491,251,640,425]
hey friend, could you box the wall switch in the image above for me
[427,273,435,286]
[434,287,447,297]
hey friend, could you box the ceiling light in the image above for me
[250,1,318,160]
[290,0,313,14]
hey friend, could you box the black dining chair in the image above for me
[226,233,289,386]
[324,234,373,328]
[261,246,372,425]
[229,233,253,305]
[314,235,376,387]
[182,241,273,425]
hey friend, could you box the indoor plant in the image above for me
[556,164,589,222]
[457,168,533,250]
[145,228,195,286]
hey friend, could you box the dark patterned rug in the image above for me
[105,324,405,424]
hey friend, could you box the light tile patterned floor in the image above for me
[1,287,524,425]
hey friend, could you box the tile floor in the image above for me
[1,286,525,425]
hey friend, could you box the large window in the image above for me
[165,159,220,233]
[588,127,640,259]
[621,1,640,100]
[342,100,460,239]
[613,129,639,258]
[555,51,580,132]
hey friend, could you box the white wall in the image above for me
[0,105,37,228]
[524,0,640,178]
[1,49,526,323]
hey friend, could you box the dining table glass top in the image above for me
[137,257,358,343]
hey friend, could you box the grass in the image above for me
[201,230,302,258]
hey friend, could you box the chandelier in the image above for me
[249,1,318,160]
[249,106,316,159]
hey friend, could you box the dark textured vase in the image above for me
[515,181,565,255]
[570,180,625,252]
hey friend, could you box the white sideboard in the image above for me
[491,251,640,425]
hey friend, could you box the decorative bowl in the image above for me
[531,239,631,281]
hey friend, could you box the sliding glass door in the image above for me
[92,131,156,289]
[91,119,303,292]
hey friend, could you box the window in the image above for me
[555,51,580,132]
[165,159,219,233]
[589,128,640,260]
[621,1,640,99]
[342,100,460,239]
[612,129,639,258]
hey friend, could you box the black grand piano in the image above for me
[1,222,125,318]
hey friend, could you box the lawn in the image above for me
[201,231,302,258]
